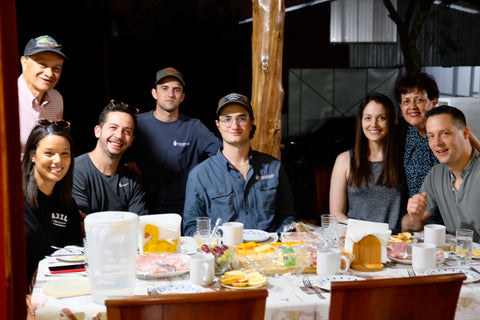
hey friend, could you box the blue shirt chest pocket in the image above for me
[207,186,236,221]
[255,177,279,212]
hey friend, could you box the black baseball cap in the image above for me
[155,67,185,86]
[216,93,254,118]
[23,35,67,59]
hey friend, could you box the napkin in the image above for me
[139,214,182,253]
[344,219,391,263]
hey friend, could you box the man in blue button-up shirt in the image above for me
[182,93,296,236]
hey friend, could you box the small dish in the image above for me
[243,229,270,243]
[56,255,85,263]
[424,268,480,283]
[218,281,268,290]
[387,255,412,265]
[152,284,205,294]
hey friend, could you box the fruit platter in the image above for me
[199,244,235,275]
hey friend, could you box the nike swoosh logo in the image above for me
[119,182,129,187]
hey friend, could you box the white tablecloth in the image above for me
[31,256,480,320]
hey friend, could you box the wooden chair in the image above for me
[329,273,466,320]
[105,289,268,320]
[314,166,333,225]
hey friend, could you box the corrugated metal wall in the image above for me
[349,2,480,67]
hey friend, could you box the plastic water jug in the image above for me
[84,211,139,304]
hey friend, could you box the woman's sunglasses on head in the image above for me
[36,119,71,131]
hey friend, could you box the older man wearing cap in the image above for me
[18,35,67,157]
[126,67,221,215]
[182,93,296,236]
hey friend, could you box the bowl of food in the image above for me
[199,244,235,275]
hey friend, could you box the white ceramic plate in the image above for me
[316,275,365,291]
[137,269,189,279]
[218,281,268,290]
[424,268,480,283]
[261,233,279,244]
[387,255,412,265]
[56,255,85,263]
[136,253,190,279]
[243,229,270,243]
[153,284,205,294]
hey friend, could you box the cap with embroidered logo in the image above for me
[23,35,67,59]
[155,67,185,87]
[216,93,253,118]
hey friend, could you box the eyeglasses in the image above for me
[218,115,250,127]
[108,99,139,114]
[401,97,426,107]
[36,118,70,130]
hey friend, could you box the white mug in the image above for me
[220,222,243,246]
[424,224,446,247]
[316,248,350,276]
[189,253,214,286]
[412,243,446,273]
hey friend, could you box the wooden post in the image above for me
[251,0,285,160]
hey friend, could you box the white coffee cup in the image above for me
[424,224,446,247]
[220,222,244,246]
[316,248,350,276]
[189,253,214,286]
[412,243,446,273]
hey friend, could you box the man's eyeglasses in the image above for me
[108,99,139,114]
[36,119,71,131]
[218,115,250,127]
[401,97,426,107]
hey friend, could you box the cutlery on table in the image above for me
[51,246,84,254]
[302,276,325,299]
[407,268,416,277]
[469,266,480,276]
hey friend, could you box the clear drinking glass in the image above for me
[321,214,338,248]
[456,229,473,265]
[196,217,211,235]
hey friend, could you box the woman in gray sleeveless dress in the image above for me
[329,92,407,233]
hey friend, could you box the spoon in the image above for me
[209,218,222,243]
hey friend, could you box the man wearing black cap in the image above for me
[182,93,296,236]
[18,35,67,157]
[126,67,221,215]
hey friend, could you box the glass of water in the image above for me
[321,214,338,248]
[196,217,211,235]
[456,229,473,265]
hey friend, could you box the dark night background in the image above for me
[16,0,347,155]
[16,0,349,221]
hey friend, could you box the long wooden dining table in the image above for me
[30,239,480,320]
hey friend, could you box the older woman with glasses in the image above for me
[395,73,480,227]
[22,120,83,287]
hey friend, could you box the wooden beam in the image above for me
[251,0,285,160]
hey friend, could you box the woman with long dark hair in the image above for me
[329,93,406,232]
[22,120,82,286]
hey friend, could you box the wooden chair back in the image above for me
[329,273,466,320]
[106,288,268,320]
